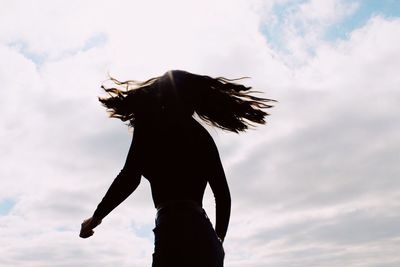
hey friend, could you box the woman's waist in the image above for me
[155,200,205,220]
[156,199,201,211]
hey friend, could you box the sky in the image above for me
[0,0,399,266]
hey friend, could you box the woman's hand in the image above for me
[79,217,102,238]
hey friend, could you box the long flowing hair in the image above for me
[99,70,275,132]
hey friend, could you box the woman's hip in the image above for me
[152,202,224,266]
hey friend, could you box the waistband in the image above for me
[155,200,204,218]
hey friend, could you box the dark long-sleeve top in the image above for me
[93,118,231,240]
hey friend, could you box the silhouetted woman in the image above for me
[80,70,274,267]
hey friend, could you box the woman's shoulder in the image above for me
[134,117,216,150]
[189,119,219,150]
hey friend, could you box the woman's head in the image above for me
[99,70,275,132]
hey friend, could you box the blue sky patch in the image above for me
[8,33,107,66]
[9,41,47,65]
[131,223,153,240]
[325,0,400,41]
[0,198,16,216]
[261,0,400,51]
[82,33,108,51]
[261,0,307,53]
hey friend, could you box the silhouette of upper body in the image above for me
[92,116,231,240]
[79,70,274,264]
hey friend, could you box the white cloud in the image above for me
[260,0,360,65]
[1,0,400,266]
[220,14,400,266]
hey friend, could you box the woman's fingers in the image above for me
[79,223,94,238]
[79,229,94,238]
[80,217,100,238]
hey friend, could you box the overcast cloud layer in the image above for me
[1,0,399,266]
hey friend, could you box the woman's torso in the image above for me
[139,118,212,208]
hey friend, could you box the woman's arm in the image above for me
[80,127,143,238]
[91,166,141,220]
[92,127,143,220]
[207,136,231,242]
